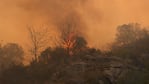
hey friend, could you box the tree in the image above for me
[112,23,149,53]
[57,13,87,56]
[73,36,87,52]
[39,46,70,65]
[111,23,149,56]
[115,23,143,46]
[27,26,50,62]
[0,43,24,69]
[110,23,149,83]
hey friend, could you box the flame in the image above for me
[62,32,77,56]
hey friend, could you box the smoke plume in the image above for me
[0,0,149,49]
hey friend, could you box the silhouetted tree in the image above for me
[57,12,87,56]
[0,43,24,69]
[27,26,50,62]
[111,23,149,57]
[115,23,143,46]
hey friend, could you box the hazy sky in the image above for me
[0,0,149,49]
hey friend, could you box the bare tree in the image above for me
[27,25,50,62]
[60,25,77,56]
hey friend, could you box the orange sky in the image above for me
[0,0,149,49]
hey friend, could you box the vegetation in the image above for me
[0,23,149,84]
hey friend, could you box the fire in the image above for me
[62,32,77,56]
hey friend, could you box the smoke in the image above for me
[19,0,87,24]
[19,0,99,46]
[17,0,124,48]
[1,0,149,49]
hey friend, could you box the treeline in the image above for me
[0,23,149,84]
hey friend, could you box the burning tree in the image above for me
[58,13,87,56]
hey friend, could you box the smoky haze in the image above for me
[0,0,149,48]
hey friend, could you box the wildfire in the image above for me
[62,32,77,56]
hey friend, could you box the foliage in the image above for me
[0,43,24,70]
[1,23,149,84]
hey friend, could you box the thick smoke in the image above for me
[1,0,149,49]
[19,0,97,46]
[19,0,88,24]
